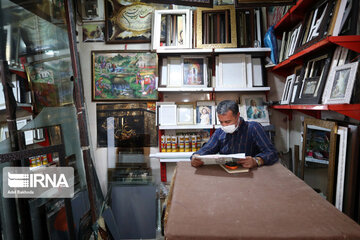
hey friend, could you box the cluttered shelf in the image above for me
[271,104,360,121]
[271,36,360,76]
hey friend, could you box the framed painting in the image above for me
[105,0,167,43]
[301,118,337,203]
[91,51,158,101]
[196,101,215,125]
[82,22,105,42]
[96,103,157,147]
[240,94,269,124]
[182,56,208,87]
[322,62,359,104]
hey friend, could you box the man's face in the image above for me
[218,111,239,126]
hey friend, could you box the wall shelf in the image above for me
[271,104,360,121]
[158,87,213,92]
[159,125,213,130]
[149,152,194,159]
[214,87,270,92]
[156,47,271,54]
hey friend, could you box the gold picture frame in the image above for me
[301,118,338,204]
[195,5,237,49]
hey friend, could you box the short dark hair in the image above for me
[216,100,239,116]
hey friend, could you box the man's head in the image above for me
[216,100,240,127]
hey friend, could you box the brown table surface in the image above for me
[165,162,360,240]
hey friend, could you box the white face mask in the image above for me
[221,121,238,134]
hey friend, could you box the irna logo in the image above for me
[7,172,69,188]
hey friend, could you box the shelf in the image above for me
[214,87,270,92]
[159,159,191,163]
[305,157,329,165]
[156,49,213,54]
[214,48,271,53]
[274,0,317,34]
[159,125,214,130]
[158,87,213,92]
[150,152,194,159]
[328,36,360,53]
[271,104,360,121]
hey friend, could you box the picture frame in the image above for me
[196,101,215,125]
[297,0,336,52]
[151,9,192,50]
[281,74,295,105]
[195,5,237,49]
[182,56,208,87]
[290,65,304,104]
[143,0,213,8]
[177,103,195,125]
[252,58,264,87]
[301,118,338,204]
[214,0,234,5]
[295,53,332,104]
[82,22,105,42]
[159,57,168,87]
[91,51,158,101]
[335,126,348,211]
[322,62,359,104]
[158,103,177,126]
[240,94,270,124]
[167,57,182,87]
[105,1,167,43]
[216,54,247,88]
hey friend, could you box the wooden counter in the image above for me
[165,162,360,240]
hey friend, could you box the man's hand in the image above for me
[237,156,257,169]
[191,154,204,167]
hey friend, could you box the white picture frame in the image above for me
[217,54,247,89]
[281,74,296,105]
[245,55,253,88]
[158,103,177,126]
[152,9,192,50]
[196,101,215,125]
[177,103,195,125]
[181,55,208,88]
[335,126,348,211]
[240,94,269,124]
[322,62,359,104]
[159,58,168,87]
[252,58,264,87]
[167,57,182,87]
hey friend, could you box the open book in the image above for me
[196,153,245,165]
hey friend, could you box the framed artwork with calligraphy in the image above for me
[96,103,157,148]
[105,0,168,43]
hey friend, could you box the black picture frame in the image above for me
[235,0,295,8]
[290,65,305,104]
[295,0,336,53]
[294,53,332,104]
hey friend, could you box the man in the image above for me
[191,100,278,168]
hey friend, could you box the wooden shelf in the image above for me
[271,104,360,121]
[214,48,271,53]
[214,87,270,92]
[150,152,194,159]
[158,87,213,92]
[156,47,271,54]
[328,36,360,53]
[156,49,212,54]
[159,125,213,130]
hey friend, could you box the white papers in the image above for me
[197,153,245,165]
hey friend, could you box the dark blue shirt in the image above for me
[193,117,278,165]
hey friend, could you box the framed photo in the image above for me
[82,22,105,42]
[167,57,182,87]
[158,103,177,126]
[301,118,337,204]
[196,5,237,49]
[295,53,332,104]
[152,9,192,50]
[105,1,167,43]
[322,62,359,104]
[177,103,195,125]
[240,94,269,124]
[182,56,208,87]
[91,51,158,101]
[214,0,234,5]
[281,74,295,105]
[196,101,215,125]
[143,0,213,7]
[216,54,247,88]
